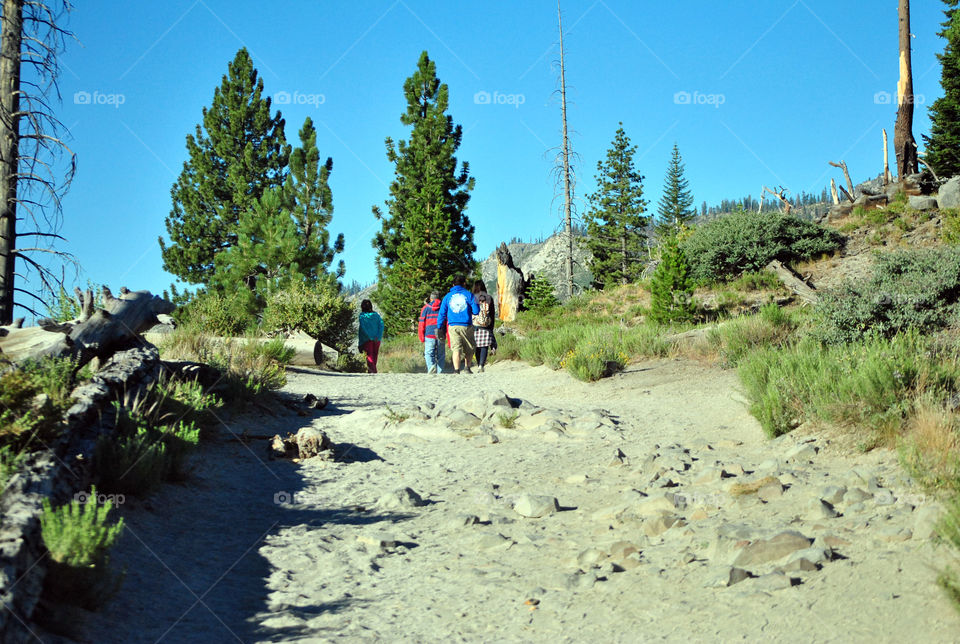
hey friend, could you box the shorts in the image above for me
[449,325,475,355]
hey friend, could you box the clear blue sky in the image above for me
[22,0,950,311]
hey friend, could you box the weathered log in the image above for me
[766,260,818,305]
[829,160,855,200]
[830,178,840,205]
[495,242,526,322]
[0,287,173,366]
[296,426,331,459]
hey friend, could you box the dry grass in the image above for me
[728,476,780,497]
[900,401,960,492]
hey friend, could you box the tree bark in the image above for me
[894,0,919,178]
[557,1,574,300]
[495,242,525,322]
[882,128,892,184]
[765,260,818,305]
[0,0,23,324]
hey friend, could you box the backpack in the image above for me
[473,297,492,327]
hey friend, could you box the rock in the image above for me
[695,466,725,484]
[747,571,794,592]
[270,434,295,459]
[445,409,482,429]
[644,514,685,538]
[733,531,813,567]
[827,202,855,221]
[873,489,897,506]
[938,176,960,209]
[756,459,780,473]
[566,571,599,589]
[817,534,851,549]
[908,195,938,210]
[782,547,830,572]
[295,426,331,459]
[633,492,685,517]
[607,541,641,560]
[475,533,514,551]
[784,443,817,464]
[450,514,480,528]
[609,448,628,466]
[705,566,753,588]
[377,487,427,510]
[878,526,912,543]
[725,464,746,477]
[513,494,559,518]
[810,499,840,519]
[690,508,710,521]
[913,503,945,540]
[757,482,784,503]
[577,548,607,567]
[357,532,400,550]
[820,485,847,506]
[843,487,873,504]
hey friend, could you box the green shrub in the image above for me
[712,303,795,367]
[728,270,783,292]
[160,421,200,481]
[179,289,256,336]
[94,427,168,496]
[681,207,843,283]
[0,356,83,451]
[649,235,696,324]
[560,342,628,382]
[261,279,355,350]
[0,445,25,491]
[817,247,960,344]
[937,496,960,612]
[41,487,125,610]
[525,274,560,312]
[942,208,960,245]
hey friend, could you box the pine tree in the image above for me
[285,117,345,281]
[160,48,290,285]
[524,274,560,312]
[656,144,695,237]
[924,1,960,177]
[584,124,648,289]
[649,234,696,324]
[373,51,476,335]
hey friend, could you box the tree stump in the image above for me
[296,426,331,459]
[496,243,526,322]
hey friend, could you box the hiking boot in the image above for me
[464,366,474,374]
[427,366,436,374]
[478,365,485,373]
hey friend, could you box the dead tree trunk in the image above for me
[557,1,574,300]
[830,178,840,205]
[766,260,819,305]
[495,242,525,322]
[0,0,23,324]
[882,128,892,184]
[829,161,855,200]
[894,0,919,178]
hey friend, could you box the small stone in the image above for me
[725,464,746,477]
[819,485,847,505]
[818,534,851,549]
[784,443,818,464]
[757,482,784,503]
[747,571,794,591]
[577,548,607,567]
[644,514,685,537]
[811,499,840,519]
[565,473,590,484]
[690,508,710,521]
[487,433,500,444]
[873,489,897,506]
[913,503,944,540]
[633,492,684,517]
[680,551,697,565]
[845,502,868,515]
[609,448,628,466]
[782,547,830,572]
[451,514,480,528]
[377,487,426,510]
[608,541,641,560]
[733,531,813,566]
[619,553,644,570]
[513,494,559,518]
[756,459,780,472]
[476,533,514,550]
[878,526,912,543]
[357,533,399,550]
[695,467,724,484]
[843,488,873,504]
[706,566,753,588]
[566,571,598,589]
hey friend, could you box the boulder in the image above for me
[513,494,559,518]
[938,176,960,210]
[733,531,813,566]
[908,195,939,211]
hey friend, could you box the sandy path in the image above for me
[77,359,959,643]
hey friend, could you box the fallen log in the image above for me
[766,260,818,305]
[0,287,173,366]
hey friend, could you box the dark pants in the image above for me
[474,346,489,367]
[362,340,381,373]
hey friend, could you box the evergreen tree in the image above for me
[656,144,695,237]
[160,48,290,285]
[924,1,960,177]
[649,234,696,324]
[524,274,560,312]
[373,51,476,335]
[584,124,648,289]
[285,117,345,281]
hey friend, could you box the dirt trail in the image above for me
[76,359,958,643]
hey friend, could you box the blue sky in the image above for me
[20,0,950,311]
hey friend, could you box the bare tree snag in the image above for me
[495,242,525,322]
[882,128,892,184]
[829,161,855,199]
[762,186,792,214]
[830,178,840,205]
[838,185,854,203]
[556,1,574,300]
[765,260,818,305]
[0,287,173,365]
[894,0,919,178]
[917,153,940,182]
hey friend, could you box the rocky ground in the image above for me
[71,358,959,643]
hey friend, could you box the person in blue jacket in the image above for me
[436,275,480,374]
[357,299,384,373]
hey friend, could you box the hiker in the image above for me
[418,290,447,374]
[471,279,497,373]
[436,275,480,374]
[357,299,384,374]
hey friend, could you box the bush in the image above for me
[261,279,355,350]
[94,427,168,496]
[710,303,795,367]
[41,487,125,610]
[649,235,696,324]
[560,342,628,382]
[0,445,25,491]
[525,274,560,312]
[0,357,82,451]
[178,289,256,336]
[817,247,960,344]
[942,208,960,245]
[682,208,843,283]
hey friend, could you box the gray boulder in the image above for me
[908,195,938,211]
[938,176,960,209]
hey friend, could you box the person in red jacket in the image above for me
[418,291,446,374]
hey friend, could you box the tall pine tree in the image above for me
[656,143,695,237]
[584,124,648,289]
[160,48,290,285]
[924,1,960,177]
[373,51,475,335]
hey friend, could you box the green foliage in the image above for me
[373,51,477,336]
[497,411,519,428]
[656,143,696,237]
[937,493,960,612]
[178,288,256,336]
[923,1,960,177]
[0,357,81,451]
[94,426,168,496]
[261,278,354,350]
[943,209,960,245]
[649,234,696,324]
[728,270,783,292]
[0,445,25,491]
[681,207,843,283]
[709,303,795,367]
[560,341,628,382]
[376,334,425,373]
[41,487,125,609]
[160,47,290,285]
[584,124,649,289]
[817,247,960,344]
[739,332,960,438]
[524,274,560,313]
